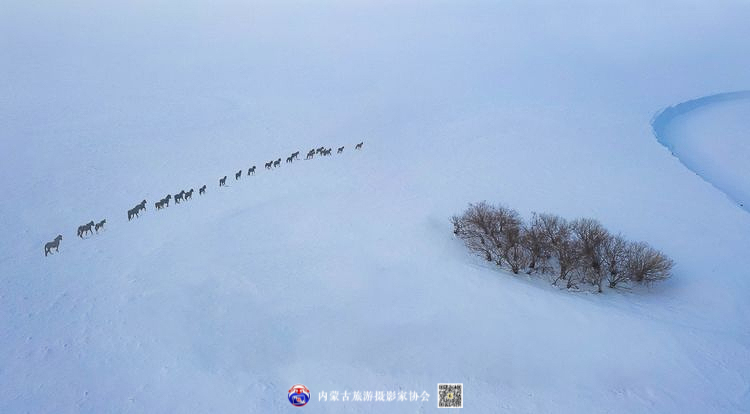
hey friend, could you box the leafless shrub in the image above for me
[523,213,553,274]
[603,234,629,288]
[494,205,526,272]
[506,242,532,274]
[453,202,527,272]
[452,202,501,264]
[452,202,674,295]
[571,218,609,292]
[625,241,674,284]
[534,214,581,286]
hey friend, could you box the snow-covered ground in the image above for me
[1,1,750,413]
[653,91,750,212]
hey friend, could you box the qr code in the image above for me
[438,383,463,408]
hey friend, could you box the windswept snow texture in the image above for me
[652,91,750,212]
[2,1,750,413]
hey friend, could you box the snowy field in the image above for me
[1,1,750,413]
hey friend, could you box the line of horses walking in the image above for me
[76,219,107,238]
[43,141,365,256]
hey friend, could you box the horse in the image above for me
[174,191,185,204]
[77,220,94,238]
[248,166,256,175]
[127,207,139,221]
[137,199,147,212]
[306,150,315,160]
[286,156,293,163]
[265,161,273,169]
[291,151,300,160]
[337,146,344,154]
[199,185,206,195]
[219,176,227,186]
[185,189,194,200]
[235,170,242,180]
[163,195,171,207]
[95,219,106,233]
[355,141,364,149]
[273,158,281,168]
[44,235,63,256]
[155,200,163,210]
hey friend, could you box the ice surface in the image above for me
[652,91,750,212]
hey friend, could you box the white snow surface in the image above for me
[653,91,750,212]
[1,1,750,413]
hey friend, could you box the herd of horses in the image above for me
[43,141,365,256]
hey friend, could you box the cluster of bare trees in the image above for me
[451,202,674,292]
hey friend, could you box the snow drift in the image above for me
[652,90,750,212]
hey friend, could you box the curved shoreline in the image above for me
[651,90,750,212]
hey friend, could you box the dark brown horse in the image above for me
[44,235,63,256]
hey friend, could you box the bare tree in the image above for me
[452,202,500,263]
[625,242,674,284]
[563,243,584,289]
[603,233,629,288]
[506,243,531,274]
[571,218,609,292]
[494,205,526,271]
[452,213,494,262]
[537,213,565,250]
[453,202,527,272]
[537,214,580,286]
[522,213,552,274]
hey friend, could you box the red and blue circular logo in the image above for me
[288,384,310,407]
